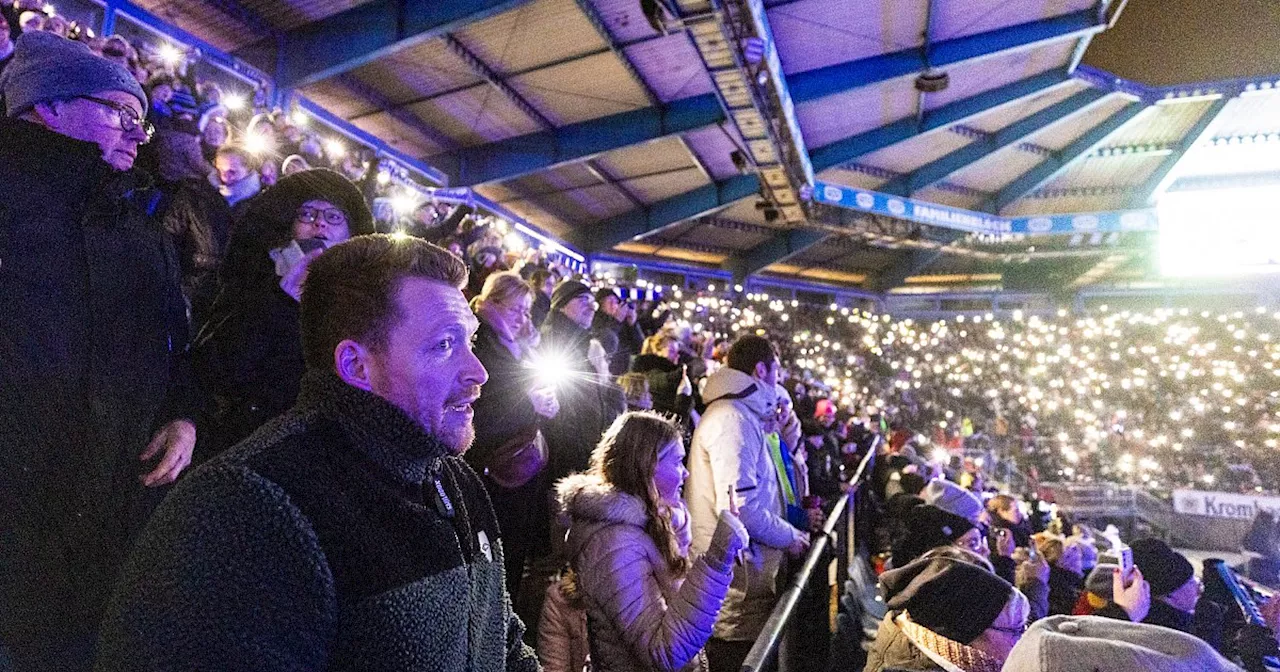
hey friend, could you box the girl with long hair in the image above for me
[557,412,748,671]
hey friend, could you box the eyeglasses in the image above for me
[990,623,1027,636]
[296,205,349,226]
[80,95,154,142]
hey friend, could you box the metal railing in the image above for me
[740,444,877,672]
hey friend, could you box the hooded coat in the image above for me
[96,371,539,671]
[0,118,192,645]
[686,367,804,641]
[558,474,737,672]
[192,169,373,458]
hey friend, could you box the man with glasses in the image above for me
[0,31,193,671]
[193,169,374,459]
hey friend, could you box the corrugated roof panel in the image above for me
[655,247,728,265]
[407,85,545,146]
[128,0,258,50]
[1040,153,1164,190]
[238,0,372,31]
[769,0,929,75]
[682,126,747,180]
[914,185,987,210]
[946,143,1044,192]
[594,136,695,179]
[1212,90,1280,137]
[681,224,770,251]
[507,50,652,125]
[586,0,669,43]
[298,79,372,119]
[621,167,708,203]
[346,41,483,105]
[1001,192,1136,216]
[858,131,976,174]
[625,35,715,102]
[476,190,576,236]
[926,41,1075,109]
[797,74,919,147]
[1023,95,1136,150]
[932,0,1094,41]
[350,112,447,157]
[1104,100,1213,147]
[816,166,888,190]
[455,0,606,75]
[547,182,636,220]
[966,81,1091,134]
[1174,139,1280,179]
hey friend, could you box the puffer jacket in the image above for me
[538,577,589,672]
[686,368,804,641]
[559,474,737,672]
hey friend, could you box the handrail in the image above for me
[739,442,877,672]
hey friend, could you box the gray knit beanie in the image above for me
[1,31,147,117]
[1003,615,1242,672]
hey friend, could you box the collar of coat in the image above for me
[295,369,453,486]
[557,473,693,553]
[1,117,154,210]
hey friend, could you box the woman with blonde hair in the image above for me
[558,412,748,671]
[631,332,695,428]
[468,271,560,608]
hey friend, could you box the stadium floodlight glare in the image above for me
[222,94,246,111]
[1157,185,1280,276]
[505,232,527,253]
[157,43,184,67]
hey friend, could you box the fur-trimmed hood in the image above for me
[558,474,691,561]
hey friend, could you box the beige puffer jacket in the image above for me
[558,474,740,672]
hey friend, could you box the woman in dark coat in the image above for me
[630,332,694,427]
[192,169,373,458]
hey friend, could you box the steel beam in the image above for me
[787,10,1102,104]
[810,69,1073,173]
[1129,97,1230,207]
[569,175,759,253]
[879,88,1109,196]
[235,0,533,89]
[442,53,1072,188]
[437,94,723,186]
[990,102,1145,212]
[725,229,828,281]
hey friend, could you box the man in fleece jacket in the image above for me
[96,235,538,672]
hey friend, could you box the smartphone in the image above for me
[1118,545,1134,577]
[296,237,327,254]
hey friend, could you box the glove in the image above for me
[706,509,749,573]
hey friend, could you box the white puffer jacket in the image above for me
[559,474,741,672]
[686,367,806,641]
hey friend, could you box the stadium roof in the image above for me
[130,0,1280,292]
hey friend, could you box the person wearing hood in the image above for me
[0,31,197,671]
[866,547,1031,672]
[685,335,810,672]
[559,411,749,672]
[192,168,373,459]
[1002,615,1243,672]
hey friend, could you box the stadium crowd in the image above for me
[4,12,1280,672]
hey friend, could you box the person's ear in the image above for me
[31,101,63,128]
[754,361,768,380]
[334,339,375,391]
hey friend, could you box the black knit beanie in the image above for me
[550,280,592,312]
[881,549,1015,644]
[257,168,374,238]
[1131,538,1194,597]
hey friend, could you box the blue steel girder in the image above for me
[1129,97,1230,207]
[439,13,1091,188]
[787,9,1104,104]
[438,94,724,186]
[235,0,533,89]
[878,87,1110,196]
[570,175,760,253]
[810,68,1074,172]
[725,228,828,281]
[990,102,1146,212]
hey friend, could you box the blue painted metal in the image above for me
[235,0,534,89]
[592,253,883,300]
[879,88,1109,196]
[725,229,828,280]
[1075,64,1280,104]
[1130,97,1230,207]
[102,0,270,87]
[991,102,1145,212]
[812,180,1159,235]
[570,174,760,253]
[788,10,1101,104]
[440,94,723,186]
[810,69,1074,172]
